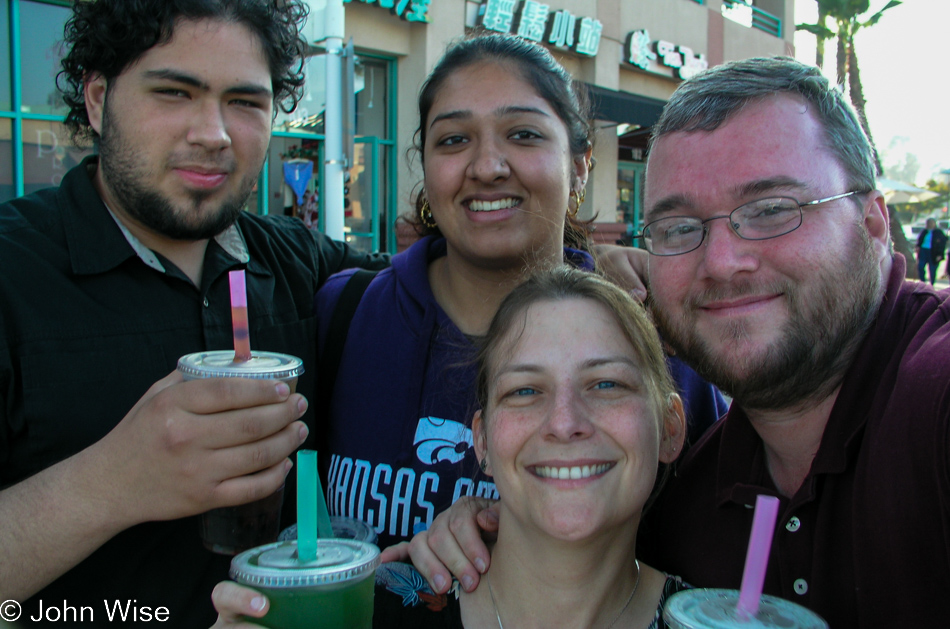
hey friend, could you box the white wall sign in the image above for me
[623,29,707,80]
[721,0,754,29]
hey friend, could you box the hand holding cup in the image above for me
[88,369,309,530]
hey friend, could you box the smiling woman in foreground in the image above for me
[212,267,690,628]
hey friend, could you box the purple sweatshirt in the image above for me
[315,236,726,548]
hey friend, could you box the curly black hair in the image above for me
[57,0,309,145]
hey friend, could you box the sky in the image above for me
[792,0,950,186]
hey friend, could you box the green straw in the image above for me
[296,450,318,562]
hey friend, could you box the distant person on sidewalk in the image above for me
[915,218,947,284]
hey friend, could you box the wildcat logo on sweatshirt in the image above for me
[413,417,472,465]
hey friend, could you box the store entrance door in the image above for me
[617,161,646,247]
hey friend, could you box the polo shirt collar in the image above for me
[712,407,778,508]
[62,155,250,276]
[712,256,907,507]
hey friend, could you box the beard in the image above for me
[97,98,259,241]
[650,225,882,411]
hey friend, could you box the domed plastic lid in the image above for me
[663,589,828,629]
[230,540,380,589]
[177,351,303,381]
[279,516,378,545]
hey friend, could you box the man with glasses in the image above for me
[404,57,949,627]
[631,57,947,628]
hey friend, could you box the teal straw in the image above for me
[296,450,318,562]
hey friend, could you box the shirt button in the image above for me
[785,516,801,532]
[793,579,808,595]
[203,297,210,308]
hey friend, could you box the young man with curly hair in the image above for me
[0,1,388,625]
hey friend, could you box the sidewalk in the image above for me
[919,275,949,289]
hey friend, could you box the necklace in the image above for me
[486,558,641,629]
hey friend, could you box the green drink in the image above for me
[230,539,380,629]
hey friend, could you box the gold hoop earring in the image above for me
[568,189,585,217]
[420,197,437,229]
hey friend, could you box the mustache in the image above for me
[684,279,793,310]
[167,152,236,173]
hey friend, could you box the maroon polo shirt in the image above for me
[639,255,950,627]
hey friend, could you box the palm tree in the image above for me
[797,1,912,273]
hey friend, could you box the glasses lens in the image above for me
[732,198,802,239]
[645,218,704,255]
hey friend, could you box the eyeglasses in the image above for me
[636,191,864,256]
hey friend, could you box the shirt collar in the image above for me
[62,156,249,275]
[103,205,250,272]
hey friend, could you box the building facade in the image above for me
[1,0,793,252]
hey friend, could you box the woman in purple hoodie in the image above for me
[312,33,726,551]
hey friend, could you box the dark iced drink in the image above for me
[177,350,304,555]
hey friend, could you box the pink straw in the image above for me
[737,494,781,618]
[229,270,252,362]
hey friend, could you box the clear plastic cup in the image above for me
[663,589,829,629]
[177,350,304,555]
[230,539,380,629]
[279,516,379,545]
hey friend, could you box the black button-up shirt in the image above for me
[0,157,388,626]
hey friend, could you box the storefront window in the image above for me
[0,0,11,111]
[345,143,372,234]
[617,162,645,247]
[0,119,13,201]
[265,136,321,220]
[19,0,70,116]
[355,59,388,140]
[274,54,389,140]
[275,54,327,134]
[20,119,90,195]
[268,51,393,250]
[378,144,391,251]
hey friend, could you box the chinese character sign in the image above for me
[676,47,708,80]
[546,9,576,48]
[516,1,550,42]
[655,40,684,70]
[655,41,707,79]
[345,0,430,22]
[625,30,657,70]
[481,0,519,33]
[623,29,708,81]
[575,17,602,56]
[401,0,431,23]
